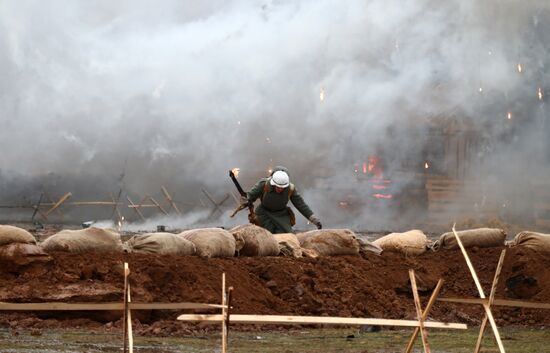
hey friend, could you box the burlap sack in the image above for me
[507,231,550,254]
[0,243,51,266]
[126,232,196,255]
[230,224,280,257]
[0,225,36,246]
[40,227,123,253]
[298,229,360,256]
[273,233,302,258]
[431,228,506,251]
[373,230,428,256]
[180,228,236,258]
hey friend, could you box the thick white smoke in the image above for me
[0,1,548,229]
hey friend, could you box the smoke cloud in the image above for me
[1,1,548,230]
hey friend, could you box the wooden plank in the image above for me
[126,196,145,221]
[0,302,226,311]
[474,250,506,353]
[45,192,72,216]
[405,279,443,353]
[409,270,430,353]
[451,226,506,353]
[437,298,550,310]
[177,314,467,329]
[149,197,168,215]
[161,186,181,215]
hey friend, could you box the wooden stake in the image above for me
[127,282,133,353]
[451,225,505,353]
[161,186,181,215]
[226,286,234,350]
[405,279,444,353]
[221,273,227,353]
[126,196,146,221]
[409,270,430,353]
[474,250,506,353]
[122,263,129,353]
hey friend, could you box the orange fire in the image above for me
[231,168,240,178]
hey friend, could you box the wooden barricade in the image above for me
[425,176,498,225]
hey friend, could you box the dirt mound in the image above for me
[1,246,550,335]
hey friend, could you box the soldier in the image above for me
[242,166,322,234]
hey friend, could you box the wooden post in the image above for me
[474,250,506,353]
[405,279,443,353]
[126,196,146,221]
[122,263,129,353]
[409,270,430,353]
[161,186,181,215]
[221,273,227,353]
[127,282,133,353]
[451,225,505,353]
[226,286,234,350]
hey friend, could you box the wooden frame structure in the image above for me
[178,270,465,353]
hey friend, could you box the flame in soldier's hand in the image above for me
[231,168,240,178]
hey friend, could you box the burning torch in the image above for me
[229,168,256,223]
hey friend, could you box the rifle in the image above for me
[228,170,256,223]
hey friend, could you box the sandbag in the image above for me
[0,225,36,246]
[180,228,236,258]
[273,233,302,258]
[230,224,279,257]
[126,232,196,255]
[40,227,123,253]
[373,230,428,256]
[298,229,360,256]
[431,228,506,251]
[0,243,51,267]
[507,231,550,254]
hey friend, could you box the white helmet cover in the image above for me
[270,170,290,188]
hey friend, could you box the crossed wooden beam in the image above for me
[450,225,506,353]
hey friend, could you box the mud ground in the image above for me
[1,227,550,336]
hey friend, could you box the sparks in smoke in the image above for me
[538,87,543,101]
[320,87,325,102]
[507,111,513,120]
[266,137,271,143]
[478,87,483,93]
[424,162,429,169]
[237,120,241,125]
[517,63,523,73]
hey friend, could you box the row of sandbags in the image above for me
[372,228,508,256]
[372,227,550,256]
[0,224,378,259]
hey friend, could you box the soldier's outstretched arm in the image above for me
[247,178,267,203]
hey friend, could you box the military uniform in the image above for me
[247,178,314,234]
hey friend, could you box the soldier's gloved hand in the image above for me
[309,215,322,229]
